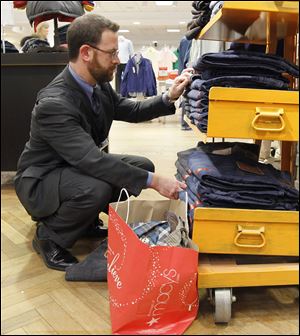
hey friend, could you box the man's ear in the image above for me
[79,45,92,62]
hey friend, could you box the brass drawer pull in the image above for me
[252,107,285,132]
[234,225,266,248]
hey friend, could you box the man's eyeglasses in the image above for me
[86,43,119,58]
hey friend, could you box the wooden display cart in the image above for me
[186,1,299,323]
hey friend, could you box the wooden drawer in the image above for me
[207,87,299,141]
[192,208,299,256]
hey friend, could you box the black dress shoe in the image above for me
[83,218,108,239]
[32,234,78,271]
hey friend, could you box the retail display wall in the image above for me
[1,52,68,171]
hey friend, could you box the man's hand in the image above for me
[148,174,187,200]
[167,68,194,101]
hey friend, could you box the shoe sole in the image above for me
[32,239,67,272]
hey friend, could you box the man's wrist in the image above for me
[162,92,177,106]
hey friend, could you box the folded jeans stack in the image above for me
[175,142,299,226]
[183,50,299,133]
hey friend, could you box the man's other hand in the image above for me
[149,174,187,200]
[167,67,194,102]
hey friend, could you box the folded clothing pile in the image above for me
[183,50,299,133]
[186,1,224,40]
[175,142,299,226]
[129,211,193,248]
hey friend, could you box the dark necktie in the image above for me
[91,86,105,146]
[92,86,101,115]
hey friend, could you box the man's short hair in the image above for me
[67,14,119,60]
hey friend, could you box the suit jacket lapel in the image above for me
[62,66,93,113]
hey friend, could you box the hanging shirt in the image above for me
[118,36,134,64]
[143,46,160,77]
[158,46,178,71]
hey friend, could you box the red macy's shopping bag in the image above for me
[107,190,199,335]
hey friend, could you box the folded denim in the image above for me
[190,152,295,188]
[177,142,261,219]
[189,98,207,108]
[185,112,206,122]
[177,142,291,188]
[175,172,200,205]
[200,193,298,210]
[185,103,208,112]
[187,105,207,113]
[65,239,107,282]
[190,76,289,90]
[183,174,295,210]
[186,89,207,101]
[184,72,291,131]
[200,68,290,83]
[176,143,299,213]
[194,121,207,132]
[198,180,299,209]
[186,154,298,204]
[189,112,208,121]
[194,50,299,77]
[178,142,260,167]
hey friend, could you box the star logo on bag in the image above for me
[146,317,160,326]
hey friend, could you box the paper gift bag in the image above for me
[107,190,199,335]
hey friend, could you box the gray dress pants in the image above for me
[39,154,155,248]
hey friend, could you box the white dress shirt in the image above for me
[118,36,134,64]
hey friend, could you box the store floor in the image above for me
[1,112,299,335]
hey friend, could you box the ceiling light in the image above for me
[179,21,186,25]
[155,1,174,6]
[167,29,180,33]
[119,29,130,33]
[133,22,141,25]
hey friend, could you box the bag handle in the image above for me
[115,189,189,227]
[183,191,188,226]
[115,188,130,223]
[179,191,190,236]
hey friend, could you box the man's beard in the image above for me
[88,55,115,83]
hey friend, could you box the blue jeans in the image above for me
[200,68,290,82]
[190,76,289,91]
[184,73,290,132]
[193,50,299,78]
[176,142,299,219]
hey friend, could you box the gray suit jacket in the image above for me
[14,66,175,218]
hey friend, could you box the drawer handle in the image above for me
[234,225,266,248]
[252,108,285,132]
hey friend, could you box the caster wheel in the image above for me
[208,288,235,323]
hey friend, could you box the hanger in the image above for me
[133,52,142,64]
